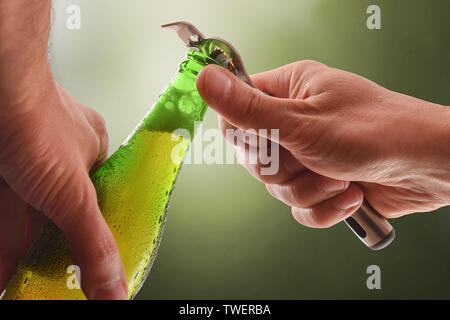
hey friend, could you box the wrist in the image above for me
[0,62,54,109]
[384,92,450,196]
[414,102,450,202]
[431,105,450,180]
[0,0,52,110]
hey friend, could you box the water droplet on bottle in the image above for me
[178,95,192,113]
[165,101,175,110]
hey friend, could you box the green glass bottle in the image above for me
[3,50,217,300]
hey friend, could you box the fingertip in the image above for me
[92,269,128,300]
[75,239,128,300]
[291,207,315,227]
[332,184,364,211]
[60,200,128,300]
[291,184,364,229]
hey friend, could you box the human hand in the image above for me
[0,0,127,300]
[196,61,450,228]
[0,72,128,300]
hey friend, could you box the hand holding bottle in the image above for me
[0,1,127,299]
[0,80,128,300]
[197,62,450,228]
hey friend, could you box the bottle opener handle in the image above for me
[345,199,395,250]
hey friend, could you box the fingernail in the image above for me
[334,192,362,211]
[317,177,348,193]
[94,278,127,300]
[205,67,232,99]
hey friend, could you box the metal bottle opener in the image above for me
[162,21,395,250]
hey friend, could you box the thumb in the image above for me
[46,173,128,300]
[197,64,301,141]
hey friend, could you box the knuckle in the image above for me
[308,208,334,229]
[265,184,278,198]
[258,173,281,185]
[245,156,281,185]
[291,207,303,223]
[81,243,122,290]
[86,237,119,268]
[245,161,266,183]
[294,60,326,73]
[89,109,107,130]
[291,207,312,226]
[249,158,265,181]
[290,182,311,208]
[83,110,109,165]
[91,110,108,143]
[84,109,108,144]
[292,206,335,229]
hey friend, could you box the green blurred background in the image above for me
[49,0,450,299]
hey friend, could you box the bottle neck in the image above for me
[139,50,217,138]
[180,50,217,80]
